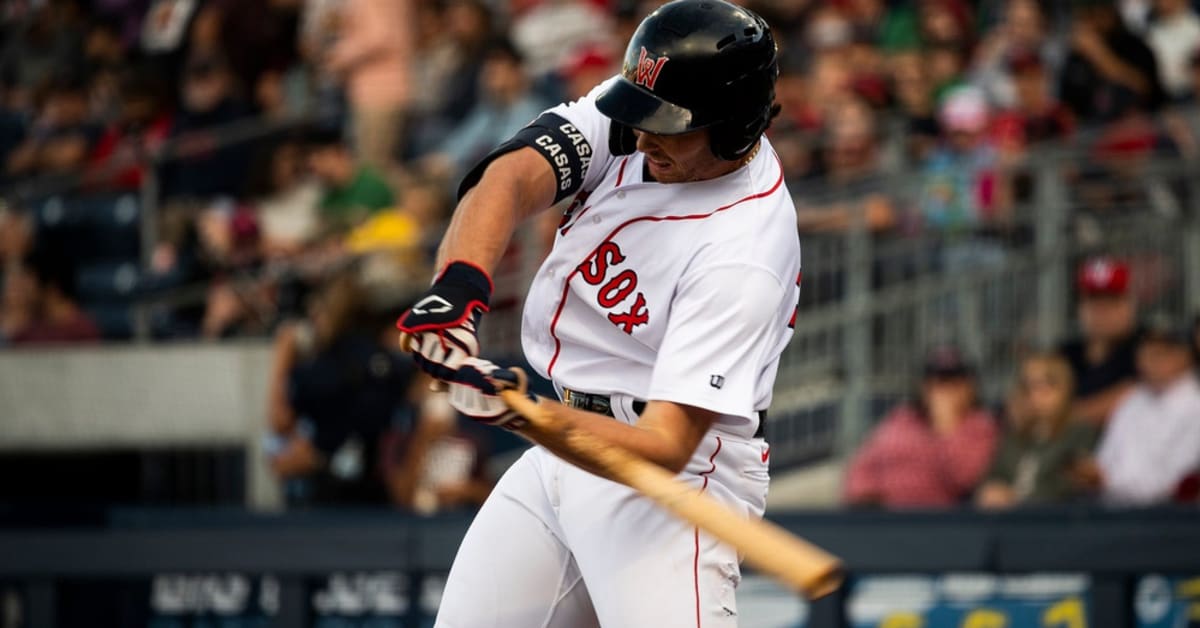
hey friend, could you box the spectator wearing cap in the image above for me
[918,86,1011,241]
[845,348,999,509]
[1076,313,1200,506]
[1058,257,1141,424]
[1146,0,1200,101]
[561,45,617,102]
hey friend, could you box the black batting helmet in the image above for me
[596,0,779,161]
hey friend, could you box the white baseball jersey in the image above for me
[435,80,801,628]
[521,81,801,439]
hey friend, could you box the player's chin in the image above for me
[647,161,685,183]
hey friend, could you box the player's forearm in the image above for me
[519,401,706,476]
[435,149,557,273]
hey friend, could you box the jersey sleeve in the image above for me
[456,79,618,203]
[647,263,789,421]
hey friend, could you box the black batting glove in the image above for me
[396,260,493,381]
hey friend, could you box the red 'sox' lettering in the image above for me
[608,294,649,334]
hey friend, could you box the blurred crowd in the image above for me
[0,0,1199,512]
[846,256,1200,510]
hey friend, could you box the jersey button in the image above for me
[616,191,626,199]
[591,215,601,224]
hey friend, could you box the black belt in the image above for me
[561,388,765,438]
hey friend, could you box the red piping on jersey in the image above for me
[615,156,630,187]
[545,155,786,377]
[694,436,723,628]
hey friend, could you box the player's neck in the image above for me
[642,140,762,183]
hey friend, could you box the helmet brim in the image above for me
[595,77,711,136]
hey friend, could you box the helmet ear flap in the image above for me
[609,121,638,156]
[709,78,779,161]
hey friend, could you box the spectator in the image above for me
[509,0,614,81]
[1080,313,1200,506]
[161,53,253,199]
[1059,0,1165,123]
[889,49,941,160]
[0,3,84,106]
[382,391,493,514]
[976,353,1099,509]
[1059,257,1141,424]
[844,347,999,508]
[212,0,301,107]
[0,204,33,266]
[307,128,395,232]
[87,72,172,190]
[992,51,1075,148]
[971,0,1064,109]
[794,95,897,233]
[560,45,617,102]
[5,79,101,179]
[266,273,414,506]
[325,0,413,171]
[140,0,198,56]
[918,86,1012,246]
[423,39,547,186]
[0,262,37,344]
[8,247,101,346]
[249,138,323,259]
[1146,0,1200,101]
[405,0,496,158]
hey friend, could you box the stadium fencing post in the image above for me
[133,159,160,342]
[1034,151,1069,348]
[1185,174,1200,315]
[837,202,872,454]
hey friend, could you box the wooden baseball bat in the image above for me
[499,389,844,599]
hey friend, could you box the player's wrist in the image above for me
[435,260,494,309]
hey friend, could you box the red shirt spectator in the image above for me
[844,404,999,507]
[845,348,1000,508]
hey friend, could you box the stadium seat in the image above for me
[75,262,141,301]
[36,194,141,262]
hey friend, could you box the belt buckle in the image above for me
[563,389,613,417]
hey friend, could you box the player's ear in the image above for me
[609,121,637,156]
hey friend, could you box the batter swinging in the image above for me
[397,1,801,625]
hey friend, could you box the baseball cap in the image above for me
[938,86,990,133]
[1141,312,1191,346]
[923,346,974,379]
[562,45,614,80]
[1077,256,1130,297]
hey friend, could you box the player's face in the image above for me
[634,129,738,183]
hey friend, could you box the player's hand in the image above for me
[448,358,534,431]
[396,261,493,381]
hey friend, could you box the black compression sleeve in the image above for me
[456,112,596,204]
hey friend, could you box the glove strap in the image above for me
[436,260,495,308]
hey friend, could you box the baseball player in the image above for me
[396,1,800,625]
